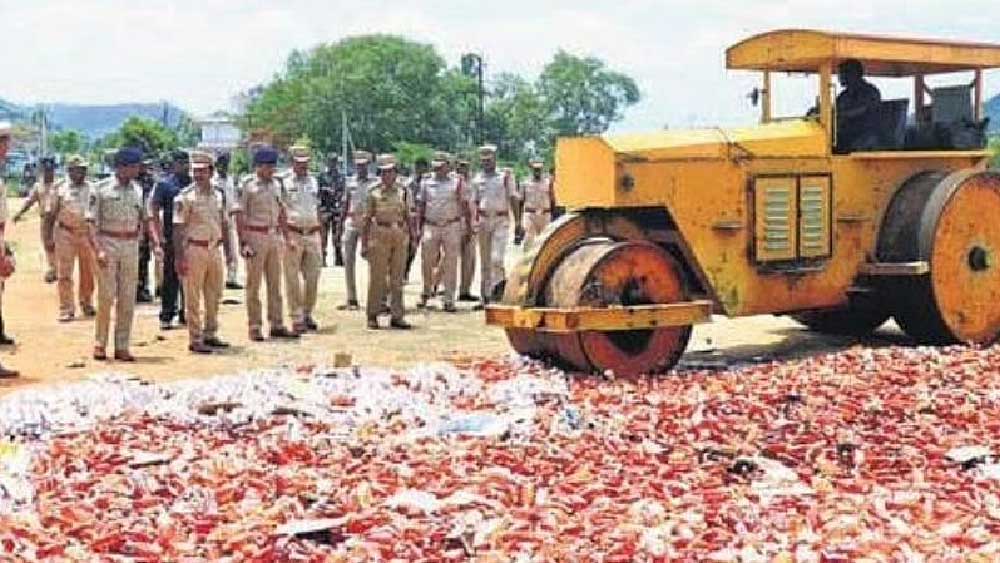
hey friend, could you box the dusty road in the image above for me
[0,201,909,395]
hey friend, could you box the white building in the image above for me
[196,112,242,152]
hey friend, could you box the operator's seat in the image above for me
[877,99,909,150]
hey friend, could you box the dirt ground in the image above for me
[0,200,908,396]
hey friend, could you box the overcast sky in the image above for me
[3,0,999,133]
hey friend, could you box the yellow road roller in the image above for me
[486,30,1000,376]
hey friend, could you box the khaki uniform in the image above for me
[419,173,465,306]
[0,180,7,310]
[474,170,515,299]
[232,176,286,332]
[342,175,372,304]
[520,175,553,248]
[215,174,239,285]
[175,185,225,345]
[459,178,477,296]
[365,182,409,321]
[32,180,59,279]
[50,180,96,317]
[281,174,322,326]
[87,178,147,352]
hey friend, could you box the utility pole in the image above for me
[461,53,486,145]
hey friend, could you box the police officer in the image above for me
[519,159,554,248]
[44,155,96,322]
[404,157,429,282]
[473,144,520,308]
[231,146,298,341]
[13,156,59,283]
[417,152,470,312]
[317,154,346,267]
[456,159,477,301]
[135,158,157,302]
[0,122,18,377]
[87,147,161,361]
[361,154,411,330]
[338,150,373,311]
[174,151,230,354]
[149,150,191,330]
[282,145,323,333]
[214,152,242,290]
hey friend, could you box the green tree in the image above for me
[990,136,1000,168]
[97,117,180,159]
[248,35,474,155]
[484,73,550,162]
[50,130,86,156]
[537,51,640,137]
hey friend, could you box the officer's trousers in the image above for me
[477,215,509,300]
[54,224,95,317]
[95,237,139,352]
[523,210,551,249]
[283,230,322,325]
[342,217,362,304]
[160,242,184,323]
[459,226,476,296]
[244,232,284,331]
[183,244,223,344]
[367,225,408,321]
[421,221,461,306]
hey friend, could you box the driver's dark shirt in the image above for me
[836,80,881,151]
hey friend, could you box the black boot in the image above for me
[0,314,13,346]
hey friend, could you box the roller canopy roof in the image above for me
[726,29,1000,76]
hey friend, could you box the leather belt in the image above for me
[524,207,550,213]
[186,239,212,248]
[376,220,407,228]
[424,217,460,227]
[480,210,509,217]
[245,225,277,234]
[289,225,321,235]
[59,221,85,232]
[99,229,139,240]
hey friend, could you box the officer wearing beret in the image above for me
[87,147,162,361]
[0,122,17,377]
[230,146,298,341]
[13,156,59,283]
[149,150,191,330]
[44,155,97,322]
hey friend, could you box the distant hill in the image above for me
[0,98,186,139]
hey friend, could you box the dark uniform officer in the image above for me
[317,154,346,267]
[148,150,191,329]
[136,159,157,302]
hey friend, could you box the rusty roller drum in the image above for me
[529,239,692,376]
[878,170,1000,344]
